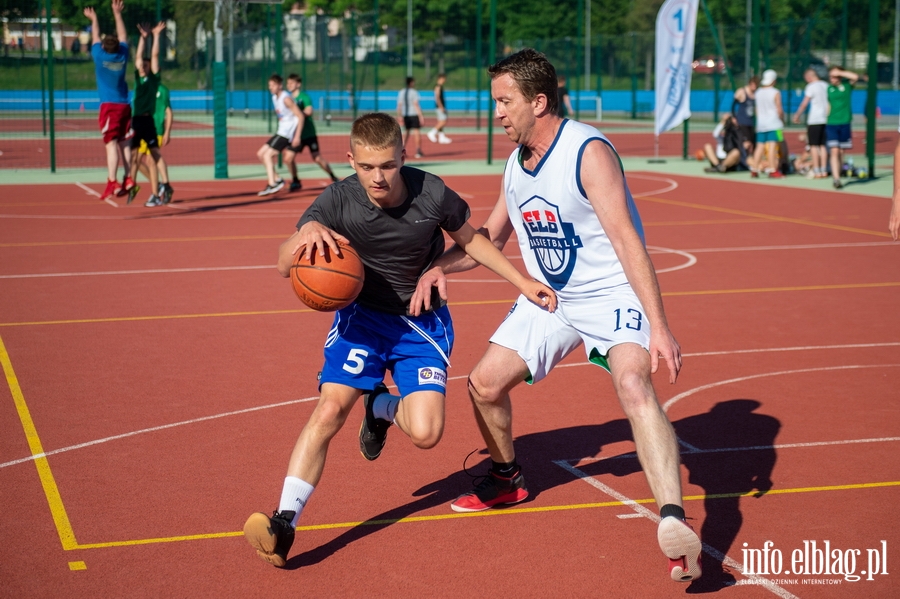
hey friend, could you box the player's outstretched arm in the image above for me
[409,189,515,315]
[581,140,682,383]
[276,222,350,277]
[112,0,127,46]
[134,24,147,72]
[84,8,101,45]
[448,222,556,312]
[150,21,165,74]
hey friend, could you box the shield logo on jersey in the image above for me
[519,195,582,290]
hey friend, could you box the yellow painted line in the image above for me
[68,561,87,571]
[3,282,898,329]
[640,195,892,238]
[0,234,285,248]
[644,218,768,227]
[0,333,78,550]
[68,480,900,550]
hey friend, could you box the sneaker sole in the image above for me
[450,488,529,513]
[243,512,287,567]
[658,517,702,582]
[358,413,387,461]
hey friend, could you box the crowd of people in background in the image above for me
[702,65,867,190]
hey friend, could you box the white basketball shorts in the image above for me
[489,282,651,384]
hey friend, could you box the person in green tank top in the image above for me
[137,83,174,202]
[825,66,861,189]
[285,74,339,191]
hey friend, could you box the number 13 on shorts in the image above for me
[613,308,643,331]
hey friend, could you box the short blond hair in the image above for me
[350,113,403,151]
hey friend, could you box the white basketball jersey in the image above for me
[503,119,645,298]
[272,90,299,140]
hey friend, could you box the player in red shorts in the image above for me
[84,0,135,202]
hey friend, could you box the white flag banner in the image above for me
[654,0,700,136]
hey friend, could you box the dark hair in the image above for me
[488,48,558,116]
[350,112,403,150]
[269,73,283,85]
[101,34,119,54]
[405,76,415,86]
[748,76,760,86]
[287,73,302,83]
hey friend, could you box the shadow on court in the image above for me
[288,398,781,589]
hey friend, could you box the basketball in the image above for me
[290,241,365,311]
[695,149,705,161]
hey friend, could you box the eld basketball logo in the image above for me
[418,367,447,387]
[519,195,582,290]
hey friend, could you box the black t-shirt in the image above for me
[297,166,470,314]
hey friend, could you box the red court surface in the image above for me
[1,172,899,598]
[3,121,895,169]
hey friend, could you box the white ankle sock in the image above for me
[372,392,401,422]
[278,476,315,527]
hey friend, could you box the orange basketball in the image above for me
[290,241,365,311]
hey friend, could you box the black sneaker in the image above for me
[833,179,843,189]
[450,468,529,512]
[143,194,162,207]
[330,174,340,183]
[243,510,295,567]
[289,179,302,192]
[164,183,174,201]
[359,383,392,461]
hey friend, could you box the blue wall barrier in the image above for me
[2,89,898,117]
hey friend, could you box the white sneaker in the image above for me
[658,516,702,582]
[438,133,452,144]
[427,129,438,143]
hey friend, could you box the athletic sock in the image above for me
[372,392,401,422]
[278,476,315,528]
[660,503,686,521]
[491,459,519,477]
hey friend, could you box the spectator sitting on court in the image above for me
[703,115,748,173]
[791,133,814,177]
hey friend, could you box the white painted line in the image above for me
[646,245,697,273]
[616,513,645,519]
[0,264,274,280]
[569,435,900,464]
[75,182,101,198]
[554,460,800,599]
[0,394,320,470]
[628,174,679,197]
[663,364,900,412]
[104,197,119,207]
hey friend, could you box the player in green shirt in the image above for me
[127,21,165,206]
[137,83,174,203]
[825,67,860,189]
[285,74,339,191]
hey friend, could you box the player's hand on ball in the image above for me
[295,221,349,261]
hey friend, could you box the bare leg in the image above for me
[702,144,719,167]
[311,151,337,179]
[157,155,169,184]
[466,343,530,463]
[146,148,160,192]
[105,140,119,181]
[830,146,842,182]
[120,140,132,177]
[392,390,445,449]
[608,343,683,508]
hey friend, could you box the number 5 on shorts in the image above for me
[342,348,369,374]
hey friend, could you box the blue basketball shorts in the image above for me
[319,303,454,396]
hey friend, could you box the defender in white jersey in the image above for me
[256,74,305,196]
[411,49,702,586]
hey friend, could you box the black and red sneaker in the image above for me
[243,510,295,568]
[658,516,702,582]
[450,468,529,512]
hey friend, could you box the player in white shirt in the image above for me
[256,74,305,196]
[411,48,700,584]
[792,68,830,178]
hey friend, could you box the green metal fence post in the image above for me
[683,118,689,159]
[45,0,55,172]
[374,0,379,112]
[865,0,878,177]
[351,12,357,118]
[40,24,46,137]
[476,0,482,131]
[486,0,496,164]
